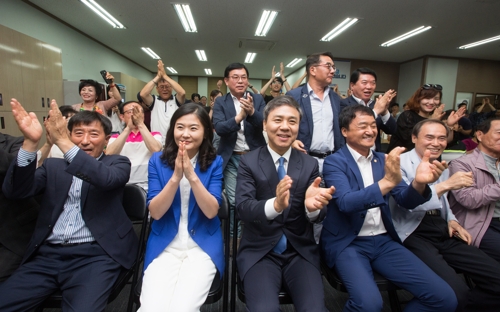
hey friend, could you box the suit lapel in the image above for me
[224,93,236,119]
[371,152,385,184]
[300,85,314,136]
[283,149,302,220]
[259,148,279,194]
[342,146,365,188]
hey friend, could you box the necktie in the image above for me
[273,157,287,254]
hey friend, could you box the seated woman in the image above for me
[139,103,224,311]
[71,72,121,114]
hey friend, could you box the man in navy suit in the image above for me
[340,68,397,152]
[286,52,343,174]
[321,105,457,312]
[0,99,136,311]
[213,63,266,240]
[236,96,334,311]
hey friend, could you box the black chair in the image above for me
[129,192,230,312]
[230,209,293,312]
[35,184,148,311]
[320,259,403,312]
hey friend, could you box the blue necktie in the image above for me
[273,157,287,254]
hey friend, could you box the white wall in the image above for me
[197,77,208,97]
[0,0,152,83]
[398,58,424,104]
[424,58,459,110]
[287,66,307,90]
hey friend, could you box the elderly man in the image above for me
[393,119,500,311]
[0,99,136,311]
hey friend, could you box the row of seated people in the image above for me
[1,53,500,311]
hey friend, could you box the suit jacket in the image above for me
[235,146,325,279]
[287,84,343,153]
[340,96,396,152]
[320,145,431,268]
[144,153,225,275]
[2,149,137,269]
[213,93,267,169]
[0,134,39,256]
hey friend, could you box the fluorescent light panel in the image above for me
[380,26,432,47]
[255,10,278,36]
[166,67,178,74]
[286,58,302,68]
[458,35,500,49]
[320,18,358,41]
[244,52,257,63]
[204,68,212,75]
[80,0,125,29]
[141,47,160,59]
[195,50,207,61]
[173,3,197,32]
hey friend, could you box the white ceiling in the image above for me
[28,0,500,79]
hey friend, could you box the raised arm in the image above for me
[158,60,186,105]
[280,62,292,92]
[291,71,307,90]
[260,66,276,95]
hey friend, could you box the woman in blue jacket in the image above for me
[140,103,224,311]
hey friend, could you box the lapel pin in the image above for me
[303,94,308,98]
[374,159,377,163]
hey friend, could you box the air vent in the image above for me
[238,38,276,51]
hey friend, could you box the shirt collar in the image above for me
[351,94,373,106]
[306,83,330,97]
[346,143,373,162]
[267,145,292,165]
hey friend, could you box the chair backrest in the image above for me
[122,184,148,222]
[218,192,229,220]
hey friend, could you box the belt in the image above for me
[233,151,249,155]
[426,209,441,216]
[308,150,334,159]
[45,241,95,247]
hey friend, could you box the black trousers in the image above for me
[479,218,500,263]
[0,243,23,283]
[404,214,500,312]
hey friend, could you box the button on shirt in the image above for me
[231,93,250,152]
[346,144,387,236]
[17,146,96,244]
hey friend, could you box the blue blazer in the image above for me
[320,145,431,268]
[340,96,396,152]
[286,84,344,153]
[144,153,225,275]
[213,93,267,169]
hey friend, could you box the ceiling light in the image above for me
[80,0,125,29]
[458,35,500,49]
[195,50,207,61]
[205,69,212,75]
[286,58,302,68]
[166,67,178,74]
[244,52,257,63]
[255,10,279,36]
[173,3,197,32]
[141,47,160,59]
[380,26,432,47]
[320,18,358,41]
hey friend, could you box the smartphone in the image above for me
[100,70,113,84]
[242,91,248,100]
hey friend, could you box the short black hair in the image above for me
[264,95,302,121]
[272,77,284,84]
[339,105,375,130]
[191,93,201,101]
[305,52,335,77]
[68,111,112,136]
[224,63,249,78]
[58,105,77,118]
[476,117,500,135]
[411,119,449,138]
[78,80,102,99]
[118,100,142,114]
[390,103,400,109]
[350,68,377,84]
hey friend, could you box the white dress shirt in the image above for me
[230,93,250,152]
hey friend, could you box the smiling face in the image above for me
[156,81,173,101]
[80,86,97,102]
[174,113,205,159]
[477,120,500,158]
[70,121,109,158]
[224,68,248,98]
[342,112,377,156]
[412,122,448,161]
[419,94,441,115]
[271,79,282,92]
[264,104,300,155]
[350,73,376,104]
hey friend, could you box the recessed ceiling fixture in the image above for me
[244,52,257,63]
[173,3,197,32]
[380,26,432,47]
[458,35,500,49]
[286,58,302,68]
[166,67,178,74]
[141,47,160,59]
[255,10,279,36]
[195,50,207,61]
[80,0,125,29]
[205,68,212,75]
[320,18,358,42]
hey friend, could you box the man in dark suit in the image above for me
[236,96,334,311]
[340,68,397,152]
[213,63,267,241]
[0,99,137,311]
[321,105,457,311]
[287,52,343,174]
[0,133,39,283]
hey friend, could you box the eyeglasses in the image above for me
[157,85,172,90]
[422,84,443,90]
[229,75,248,82]
[123,109,134,115]
[314,63,336,72]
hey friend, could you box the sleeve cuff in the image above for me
[17,148,37,167]
[265,198,282,220]
[305,205,321,221]
[64,146,80,163]
[380,112,390,124]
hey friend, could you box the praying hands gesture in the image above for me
[173,142,197,182]
[10,98,43,152]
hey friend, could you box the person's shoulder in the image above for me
[286,85,303,98]
[339,95,353,105]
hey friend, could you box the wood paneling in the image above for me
[456,59,500,94]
